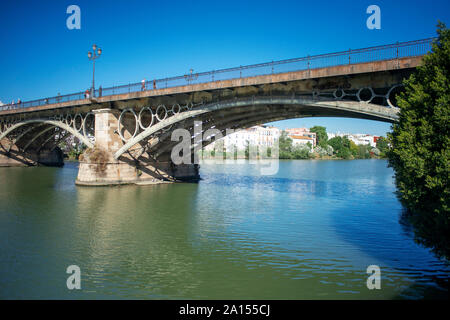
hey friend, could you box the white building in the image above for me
[204,125,280,152]
[327,132,377,148]
[290,135,315,147]
[350,134,377,147]
[285,128,316,147]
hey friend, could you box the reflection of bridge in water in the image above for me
[0,38,434,185]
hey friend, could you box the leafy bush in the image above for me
[291,145,311,159]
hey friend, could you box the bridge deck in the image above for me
[0,56,423,117]
[0,38,434,117]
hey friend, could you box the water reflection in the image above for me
[73,183,203,298]
[0,160,448,299]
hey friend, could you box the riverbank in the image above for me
[199,152,387,161]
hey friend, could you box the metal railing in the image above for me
[0,38,435,112]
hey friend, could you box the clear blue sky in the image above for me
[1,0,449,136]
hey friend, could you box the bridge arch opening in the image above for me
[0,117,95,167]
[113,95,399,160]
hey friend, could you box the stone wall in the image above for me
[76,160,199,186]
[76,109,199,186]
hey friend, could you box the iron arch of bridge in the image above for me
[152,108,315,158]
[124,106,311,159]
[114,96,399,160]
[0,119,94,149]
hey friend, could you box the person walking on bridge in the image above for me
[141,79,146,91]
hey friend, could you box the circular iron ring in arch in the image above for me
[83,112,96,138]
[0,119,94,148]
[138,107,154,130]
[118,108,139,142]
[386,84,404,108]
[113,95,400,160]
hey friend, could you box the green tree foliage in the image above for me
[388,23,450,258]
[279,129,375,160]
[278,131,293,159]
[244,140,249,159]
[328,136,352,159]
[291,145,311,159]
[349,140,359,158]
[310,126,328,148]
[60,140,86,160]
[376,136,389,157]
[357,145,371,159]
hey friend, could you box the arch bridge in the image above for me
[0,38,434,185]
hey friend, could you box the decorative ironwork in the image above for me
[0,112,96,148]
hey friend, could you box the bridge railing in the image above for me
[0,91,85,111]
[1,38,435,112]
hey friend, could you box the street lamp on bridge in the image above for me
[184,68,198,85]
[87,44,102,97]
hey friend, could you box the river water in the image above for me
[0,159,448,299]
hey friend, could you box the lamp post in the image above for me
[184,68,197,85]
[88,44,102,97]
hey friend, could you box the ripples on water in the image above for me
[0,160,448,299]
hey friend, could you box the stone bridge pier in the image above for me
[75,108,199,186]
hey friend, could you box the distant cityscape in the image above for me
[203,125,382,152]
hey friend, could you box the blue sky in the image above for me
[1,0,449,135]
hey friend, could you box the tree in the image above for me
[214,139,225,159]
[310,126,328,148]
[244,140,249,159]
[292,145,311,159]
[59,136,86,160]
[278,131,293,159]
[388,23,450,258]
[376,137,389,157]
[328,136,352,159]
[357,144,371,159]
[349,140,359,158]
